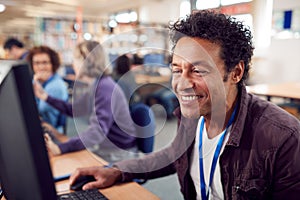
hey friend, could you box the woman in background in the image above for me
[33,40,137,163]
[27,46,68,132]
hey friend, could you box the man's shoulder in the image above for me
[247,93,300,134]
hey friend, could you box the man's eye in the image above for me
[171,69,181,74]
[192,69,208,76]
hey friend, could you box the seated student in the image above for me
[27,46,68,133]
[33,40,137,163]
[113,54,140,105]
[4,37,29,60]
[68,11,300,199]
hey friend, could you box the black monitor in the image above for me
[0,60,57,199]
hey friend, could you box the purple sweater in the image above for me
[47,76,137,153]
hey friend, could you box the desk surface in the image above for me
[247,82,300,100]
[51,150,159,200]
[135,74,171,85]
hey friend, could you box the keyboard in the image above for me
[58,189,108,200]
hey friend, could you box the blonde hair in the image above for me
[74,40,111,78]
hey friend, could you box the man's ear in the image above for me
[231,61,245,84]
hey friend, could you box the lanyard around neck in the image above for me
[198,105,237,200]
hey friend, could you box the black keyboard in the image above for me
[58,189,108,200]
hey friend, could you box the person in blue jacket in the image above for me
[28,45,68,132]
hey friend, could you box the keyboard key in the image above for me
[58,189,108,200]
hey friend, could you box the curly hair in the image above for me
[169,10,254,86]
[27,45,60,73]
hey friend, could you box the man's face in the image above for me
[171,37,235,119]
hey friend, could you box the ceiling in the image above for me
[0,0,154,34]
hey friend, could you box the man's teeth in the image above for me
[182,95,201,101]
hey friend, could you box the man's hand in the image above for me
[70,166,122,190]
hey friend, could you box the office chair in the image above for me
[129,103,156,184]
[130,103,156,154]
[145,87,179,119]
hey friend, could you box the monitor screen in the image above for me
[0,60,57,200]
[143,53,168,67]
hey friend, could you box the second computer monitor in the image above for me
[0,60,57,200]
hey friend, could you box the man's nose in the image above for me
[177,75,194,91]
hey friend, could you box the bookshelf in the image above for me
[35,17,106,65]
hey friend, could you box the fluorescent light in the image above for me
[115,13,130,23]
[129,11,137,22]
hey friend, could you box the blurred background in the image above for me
[0,0,299,85]
[1,1,299,199]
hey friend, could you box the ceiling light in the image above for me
[108,19,117,28]
[0,4,6,13]
[129,11,137,22]
[83,33,92,40]
[115,13,130,23]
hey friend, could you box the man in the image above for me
[69,10,300,199]
[3,37,29,60]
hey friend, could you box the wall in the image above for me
[139,0,181,24]
[249,0,300,84]
[137,0,300,85]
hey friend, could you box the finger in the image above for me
[69,171,79,185]
[44,133,50,142]
[33,75,39,81]
[34,74,42,81]
[82,181,101,190]
[69,168,89,185]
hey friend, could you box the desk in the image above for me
[51,150,159,200]
[247,82,300,101]
[135,74,171,85]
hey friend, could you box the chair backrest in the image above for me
[130,103,155,153]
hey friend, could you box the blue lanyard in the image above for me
[199,105,237,200]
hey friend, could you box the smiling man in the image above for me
[68,10,300,200]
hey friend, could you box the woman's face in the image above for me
[32,53,53,83]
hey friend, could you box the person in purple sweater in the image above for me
[33,40,137,162]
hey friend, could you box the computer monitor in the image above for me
[0,60,57,199]
[143,53,167,67]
